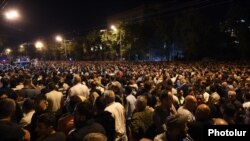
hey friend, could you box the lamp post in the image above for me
[55,35,67,60]
[5,48,12,55]
[35,41,44,60]
[20,44,28,56]
[110,24,123,61]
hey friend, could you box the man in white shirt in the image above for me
[68,75,89,101]
[104,90,127,141]
[45,82,64,112]
[177,95,197,122]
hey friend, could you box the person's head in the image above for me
[1,77,10,87]
[103,90,115,105]
[184,95,197,112]
[73,100,93,129]
[228,91,237,101]
[212,118,228,125]
[23,79,32,86]
[83,133,107,141]
[243,92,250,102]
[221,103,236,119]
[36,113,56,137]
[0,98,15,120]
[48,82,56,91]
[94,95,106,113]
[74,75,82,84]
[22,98,35,113]
[125,85,133,95]
[180,78,187,85]
[0,91,8,99]
[110,81,122,94]
[165,114,188,140]
[135,95,147,111]
[196,94,205,105]
[195,104,211,121]
[177,89,184,97]
[210,92,220,105]
[244,108,250,124]
[67,95,82,113]
[160,90,174,108]
[34,94,48,111]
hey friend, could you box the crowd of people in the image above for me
[0,61,249,141]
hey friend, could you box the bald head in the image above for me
[185,95,197,105]
[213,118,228,125]
[104,90,115,104]
[74,75,82,84]
[195,104,211,121]
[136,95,148,111]
[228,90,236,101]
[184,95,197,112]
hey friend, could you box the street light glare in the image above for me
[35,41,44,49]
[6,48,12,54]
[56,35,63,42]
[4,9,20,20]
[110,25,118,32]
[20,45,24,48]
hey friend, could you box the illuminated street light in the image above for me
[5,48,12,54]
[55,35,63,42]
[110,24,124,61]
[4,9,20,20]
[110,25,118,32]
[35,41,44,50]
[20,45,24,49]
[55,35,68,60]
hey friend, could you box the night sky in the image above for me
[0,0,247,47]
[1,0,148,46]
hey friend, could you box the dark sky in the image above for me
[1,0,147,46]
[1,0,248,47]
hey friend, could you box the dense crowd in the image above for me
[0,61,249,141]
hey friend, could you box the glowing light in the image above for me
[5,48,12,54]
[35,41,44,49]
[55,35,63,42]
[110,25,118,32]
[4,9,20,20]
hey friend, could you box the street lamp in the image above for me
[110,24,123,61]
[35,41,44,50]
[5,48,12,54]
[35,41,45,60]
[110,25,118,32]
[4,9,20,21]
[55,35,67,60]
[55,35,63,42]
[19,44,28,56]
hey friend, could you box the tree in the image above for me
[221,0,250,60]
[173,9,215,60]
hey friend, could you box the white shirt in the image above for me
[126,94,136,120]
[46,90,63,112]
[105,102,126,135]
[177,106,195,122]
[243,101,250,109]
[19,110,35,127]
[69,83,89,99]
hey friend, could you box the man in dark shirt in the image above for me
[36,113,65,141]
[67,100,106,141]
[0,98,30,141]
